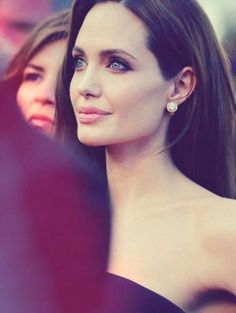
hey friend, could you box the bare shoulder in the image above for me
[195,196,236,293]
[196,196,236,231]
[194,195,236,242]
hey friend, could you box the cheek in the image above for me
[106,76,167,116]
[16,84,36,119]
[16,86,28,114]
[105,76,169,140]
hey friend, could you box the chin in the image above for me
[77,131,104,147]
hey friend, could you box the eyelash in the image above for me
[107,57,131,72]
[22,72,41,82]
[72,55,131,73]
[72,55,87,71]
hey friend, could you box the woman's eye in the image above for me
[73,55,87,70]
[108,58,131,72]
[23,72,41,82]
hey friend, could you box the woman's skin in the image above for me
[69,2,236,312]
[17,39,66,136]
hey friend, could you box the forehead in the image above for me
[29,40,66,66]
[76,2,148,50]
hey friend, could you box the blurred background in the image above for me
[198,0,236,40]
[198,0,236,77]
[0,0,71,49]
[0,0,72,75]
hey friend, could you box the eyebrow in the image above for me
[25,64,44,72]
[72,46,137,60]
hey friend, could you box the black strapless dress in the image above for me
[98,273,186,313]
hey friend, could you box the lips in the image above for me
[77,106,111,124]
[28,114,54,129]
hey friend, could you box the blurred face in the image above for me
[17,39,66,136]
[0,0,53,50]
[70,2,173,149]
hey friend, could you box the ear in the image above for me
[168,67,196,105]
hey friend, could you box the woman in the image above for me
[5,10,70,136]
[0,79,110,313]
[56,0,236,312]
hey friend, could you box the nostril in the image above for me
[78,88,91,97]
[78,87,101,99]
[81,90,94,99]
[35,97,55,106]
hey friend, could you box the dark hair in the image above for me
[56,0,236,198]
[4,10,71,93]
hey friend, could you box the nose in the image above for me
[77,69,102,99]
[34,78,56,106]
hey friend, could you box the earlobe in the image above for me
[169,66,196,105]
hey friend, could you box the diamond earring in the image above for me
[166,101,178,116]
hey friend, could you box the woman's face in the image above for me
[17,39,66,136]
[70,2,173,148]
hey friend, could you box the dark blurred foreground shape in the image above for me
[0,80,110,313]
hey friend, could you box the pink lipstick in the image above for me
[77,106,111,124]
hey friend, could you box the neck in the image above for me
[106,140,186,216]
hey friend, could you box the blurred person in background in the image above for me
[0,78,110,313]
[5,10,70,137]
[0,35,15,77]
[0,0,71,76]
[0,0,53,51]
